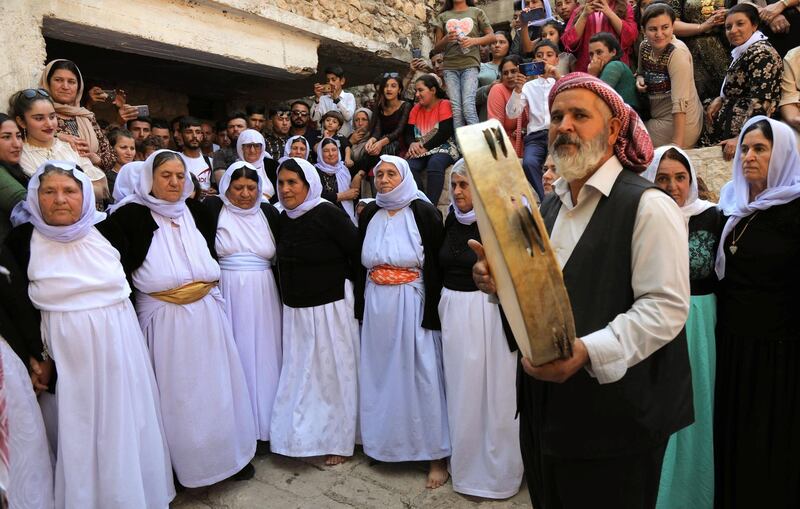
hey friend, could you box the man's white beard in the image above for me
[549,130,608,182]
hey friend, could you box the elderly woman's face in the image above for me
[655,158,691,207]
[451,173,473,213]
[725,12,757,47]
[151,158,186,202]
[375,161,403,194]
[289,140,307,158]
[48,69,79,105]
[227,176,259,209]
[278,168,310,210]
[322,142,340,165]
[740,128,772,193]
[354,112,370,131]
[38,172,83,226]
[0,120,23,165]
[242,143,262,164]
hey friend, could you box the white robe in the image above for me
[439,288,523,498]
[1,339,54,509]
[359,208,451,461]
[28,227,174,509]
[216,207,282,442]
[270,279,360,457]
[133,210,255,488]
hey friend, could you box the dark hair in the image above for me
[726,2,760,26]
[0,113,12,126]
[40,164,83,188]
[324,65,345,78]
[442,0,475,13]
[189,172,201,200]
[741,119,774,143]
[46,60,82,90]
[320,110,344,127]
[9,89,54,120]
[215,119,228,132]
[290,100,309,112]
[151,118,170,130]
[229,166,260,183]
[152,150,185,172]
[170,116,184,128]
[415,74,447,99]
[277,158,310,187]
[141,134,165,152]
[660,148,693,181]
[494,30,511,43]
[200,119,216,131]
[533,39,560,56]
[320,138,340,153]
[245,104,266,117]
[589,32,622,60]
[108,128,134,146]
[375,74,405,112]
[641,3,675,27]
[180,116,202,131]
[500,54,523,69]
[127,116,152,129]
[227,111,248,125]
[269,103,290,117]
[429,49,444,60]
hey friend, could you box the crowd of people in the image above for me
[0,0,798,507]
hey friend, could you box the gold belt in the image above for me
[148,281,217,305]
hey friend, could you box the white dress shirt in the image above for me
[311,91,356,137]
[549,156,690,384]
[505,77,555,134]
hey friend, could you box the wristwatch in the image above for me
[333,97,341,104]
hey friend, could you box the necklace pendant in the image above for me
[729,245,738,255]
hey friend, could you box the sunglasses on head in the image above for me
[275,111,291,118]
[383,72,400,78]
[22,88,50,99]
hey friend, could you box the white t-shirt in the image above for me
[181,153,212,191]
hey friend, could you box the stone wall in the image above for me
[686,146,732,203]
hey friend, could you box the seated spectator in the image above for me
[349,108,373,170]
[587,32,639,109]
[264,105,291,157]
[200,120,219,157]
[246,104,267,133]
[280,135,311,163]
[637,4,702,148]
[310,111,353,167]
[289,100,314,138]
[128,116,152,144]
[39,59,123,172]
[541,20,577,75]
[476,32,513,121]
[312,65,356,136]
[11,88,108,202]
[562,0,638,71]
[170,116,185,150]
[141,134,165,159]
[404,74,459,205]
[555,0,579,22]
[779,46,800,133]
[150,118,172,150]
[315,138,359,224]
[236,128,278,201]
[505,40,561,199]
[105,128,136,194]
[366,73,412,159]
[180,116,215,196]
[487,55,526,158]
[212,112,248,183]
[702,3,783,159]
[0,113,26,241]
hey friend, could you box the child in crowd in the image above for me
[105,128,136,195]
[311,111,354,168]
[311,65,356,136]
[541,19,577,75]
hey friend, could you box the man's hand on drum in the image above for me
[521,340,589,383]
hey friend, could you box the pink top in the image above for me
[487,84,525,158]
[561,3,638,72]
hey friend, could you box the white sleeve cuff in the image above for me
[581,327,627,384]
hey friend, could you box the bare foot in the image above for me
[325,455,349,466]
[426,459,449,489]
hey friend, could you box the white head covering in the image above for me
[721,30,768,97]
[448,158,476,225]
[642,145,716,223]
[219,161,264,216]
[11,160,105,242]
[715,116,800,279]
[374,155,430,210]
[280,135,310,163]
[277,157,325,219]
[109,149,194,219]
[236,129,275,199]
[108,161,144,211]
[354,107,373,124]
[315,137,356,224]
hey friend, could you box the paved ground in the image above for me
[171,448,531,508]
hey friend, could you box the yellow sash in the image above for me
[148,281,217,305]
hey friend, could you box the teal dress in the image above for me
[656,206,723,509]
[599,60,639,109]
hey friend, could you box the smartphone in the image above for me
[102,89,116,102]
[520,8,544,25]
[519,61,545,76]
[134,105,150,117]
[411,48,422,59]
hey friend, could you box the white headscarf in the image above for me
[277,157,325,219]
[721,30,768,97]
[448,158,476,225]
[315,137,356,224]
[219,161,264,216]
[11,160,105,242]
[109,161,144,211]
[236,129,275,199]
[374,155,430,210]
[715,116,800,279]
[280,135,310,163]
[642,145,716,223]
[109,149,194,220]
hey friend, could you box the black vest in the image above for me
[524,169,693,459]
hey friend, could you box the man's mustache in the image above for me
[552,134,582,150]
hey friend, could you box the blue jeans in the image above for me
[407,153,455,206]
[443,68,480,128]
[523,129,549,200]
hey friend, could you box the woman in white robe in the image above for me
[438,160,523,499]
[269,157,361,466]
[5,161,174,508]
[236,129,277,202]
[109,150,256,487]
[356,155,451,489]
[205,161,282,455]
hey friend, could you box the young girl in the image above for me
[106,128,136,195]
[541,20,577,74]
[433,0,495,128]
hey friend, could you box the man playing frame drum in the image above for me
[470,73,693,509]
